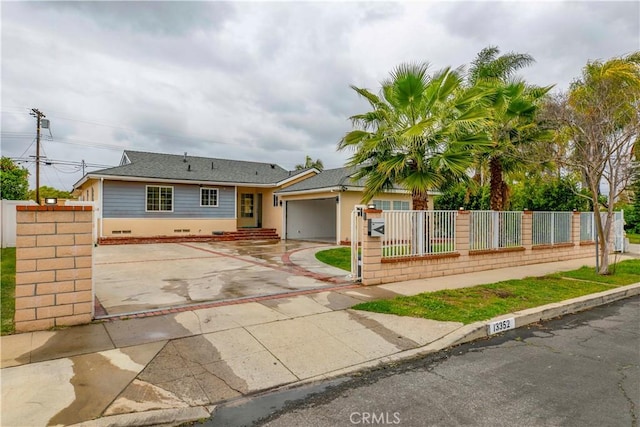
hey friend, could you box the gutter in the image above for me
[75,174,282,189]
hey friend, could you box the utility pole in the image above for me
[30,108,46,204]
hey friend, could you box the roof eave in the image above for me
[74,174,280,189]
[276,168,319,186]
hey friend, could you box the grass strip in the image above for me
[1,248,16,335]
[626,233,640,244]
[315,247,351,272]
[353,259,640,324]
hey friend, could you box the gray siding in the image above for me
[103,181,235,219]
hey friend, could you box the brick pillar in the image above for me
[361,209,382,286]
[455,210,470,256]
[15,206,93,333]
[522,210,533,250]
[572,211,581,246]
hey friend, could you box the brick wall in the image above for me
[14,206,93,332]
[361,210,597,286]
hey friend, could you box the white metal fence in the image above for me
[355,209,626,275]
[580,212,595,242]
[469,211,522,250]
[579,211,625,251]
[381,210,457,259]
[614,211,625,252]
[532,212,572,245]
[350,208,364,280]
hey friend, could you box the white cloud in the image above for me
[1,1,638,190]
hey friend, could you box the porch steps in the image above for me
[97,228,280,245]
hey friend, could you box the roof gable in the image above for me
[276,166,364,193]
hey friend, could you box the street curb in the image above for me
[68,406,213,427]
[81,283,640,427]
[294,282,640,386]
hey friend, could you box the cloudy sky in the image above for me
[2,1,638,191]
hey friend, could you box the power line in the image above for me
[30,108,45,203]
[11,157,112,169]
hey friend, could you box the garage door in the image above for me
[285,198,337,241]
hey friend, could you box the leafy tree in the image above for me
[339,62,490,209]
[468,46,554,210]
[509,176,590,211]
[295,155,324,171]
[546,52,640,274]
[27,186,75,201]
[0,157,29,200]
[434,182,490,210]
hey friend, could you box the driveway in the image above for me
[94,240,350,317]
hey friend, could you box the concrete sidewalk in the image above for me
[1,255,638,427]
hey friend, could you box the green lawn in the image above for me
[353,259,640,324]
[1,248,16,335]
[315,244,456,271]
[627,233,640,244]
[315,247,351,272]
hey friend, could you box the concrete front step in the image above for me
[98,229,280,245]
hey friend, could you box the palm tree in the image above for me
[468,46,553,210]
[295,155,324,171]
[338,62,490,209]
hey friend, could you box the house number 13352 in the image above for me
[487,317,515,335]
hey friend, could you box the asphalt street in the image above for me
[204,295,640,427]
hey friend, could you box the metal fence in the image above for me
[580,212,595,242]
[532,212,573,245]
[469,211,522,250]
[382,210,457,259]
[579,211,626,251]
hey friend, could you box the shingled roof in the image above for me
[277,166,365,193]
[80,150,311,186]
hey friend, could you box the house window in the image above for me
[393,201,410,210]
[91,187,95,202]
[200,188,219,207]
[241,193,254,217]
[146,186,173,212]
[273,194,279,207]
[372,200,391,210]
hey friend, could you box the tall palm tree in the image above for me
[295,155,324,171]
[484,81,553,210]
[468,46,553,210]
[338,62,490,209]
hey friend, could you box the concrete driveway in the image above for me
[94,240,350,317]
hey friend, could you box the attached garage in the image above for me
[285,198,337,241]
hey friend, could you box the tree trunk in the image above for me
[489,157,504,211]
[590,182,610,275]
[412,190,429,211]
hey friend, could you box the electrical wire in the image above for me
[16,137,37,159]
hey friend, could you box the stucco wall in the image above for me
[102,218,237,237]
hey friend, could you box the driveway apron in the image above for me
[94,240,350,317]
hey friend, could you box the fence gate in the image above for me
[614,211,625,252]
[350,208,364,281]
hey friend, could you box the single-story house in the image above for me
[73,150,428,244]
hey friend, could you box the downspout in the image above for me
[282,200,287,241]
[99,178,104,239]
[336,191,341,245]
